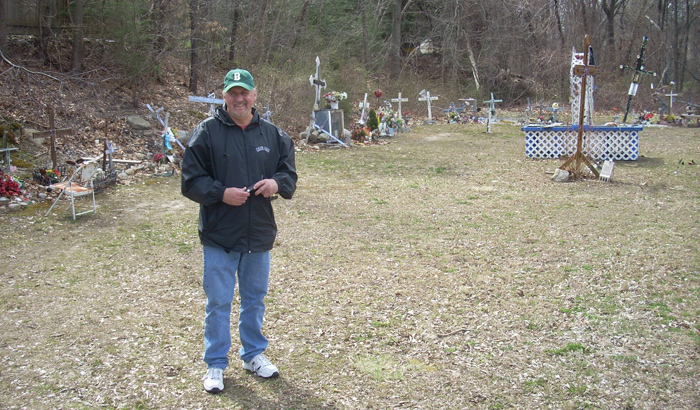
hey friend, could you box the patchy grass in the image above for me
[1,122,699,409]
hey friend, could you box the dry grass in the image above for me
[1,122,698,409]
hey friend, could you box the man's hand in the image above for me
[222,187,250,206]
[251,178,279,198]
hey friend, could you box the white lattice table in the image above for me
[522,125,642,160]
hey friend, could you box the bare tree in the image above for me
[601,0,628,47]
[70,0,85,74]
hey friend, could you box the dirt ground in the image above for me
[1,122,699,409]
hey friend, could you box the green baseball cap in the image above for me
[223,69,255,92]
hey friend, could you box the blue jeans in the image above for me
[202,246,270,369]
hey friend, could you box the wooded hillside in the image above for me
[1,0,698,141]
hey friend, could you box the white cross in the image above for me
[358,93,369,124]
[483,93,502,133]
[188,93,224,116]
[665,89,678,111]
[308,56,326,111]
[391,92,409,120]
[418,90,439,122]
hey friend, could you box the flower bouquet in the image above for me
[323,91,347,109]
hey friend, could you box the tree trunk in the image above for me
[151,0,167,55]
[70,0,85,74]
[390,0,401,78]
[553,0,565,46]
[229,0,241,62]
[39,0,56,65]
[359,0,368,66]
[601,0,623,48]
[189,0,199,93]
[465,34,480,90]
[0,0,7,54]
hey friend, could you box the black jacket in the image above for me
[181,106,297,252]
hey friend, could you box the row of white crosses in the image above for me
[359,88,502,129]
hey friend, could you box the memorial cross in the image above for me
[1,131,18,169]
[418,89,439,123]
[308,56,326,111]
[546,102,560,123]
[665,82,678,113]
[391,92,409,120]
[147,104,185,158]
[560,35,599,179]
[102,119,112,172]
[358,93,370,124]
[188,93,224,117]
[262,103,273,122]
[533,101,546,119]
[31,106,73,169]
[483,92,502,133]
[620,36,656,123]
[459,98,477,118]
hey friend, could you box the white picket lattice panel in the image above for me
[571,49,594,126]
[522,125,642,160]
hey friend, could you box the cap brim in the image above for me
[224,83,254,92]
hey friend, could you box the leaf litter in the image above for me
[1,122,699,409]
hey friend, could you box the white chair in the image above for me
[45,161,98,219]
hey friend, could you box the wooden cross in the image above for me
[31,106,73,169]
[483,92,502,133]
[308,56,326,111]
[560,35,599,179]
[418,89,438,123]
[188,93,224,116]
[620,36,656,123]
[391,92,408,120]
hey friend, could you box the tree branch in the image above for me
[0,49,62,82]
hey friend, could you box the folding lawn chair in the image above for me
[45,161,98,219]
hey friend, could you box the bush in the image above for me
[368,109,379,130]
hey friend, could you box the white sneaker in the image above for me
[202,368,224,393]
[243,354,279,378]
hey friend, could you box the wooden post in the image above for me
[103,119,109,171]
[560,35,599,179]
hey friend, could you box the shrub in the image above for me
[368,109,379,130]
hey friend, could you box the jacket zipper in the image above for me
[243,124,252,253]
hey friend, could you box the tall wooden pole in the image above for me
[560,35,599,179]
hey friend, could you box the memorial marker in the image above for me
[418,89,438,123]
[32,106,73,169]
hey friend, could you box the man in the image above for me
[181,68,297,394]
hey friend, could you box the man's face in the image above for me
[223,86,257,119]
